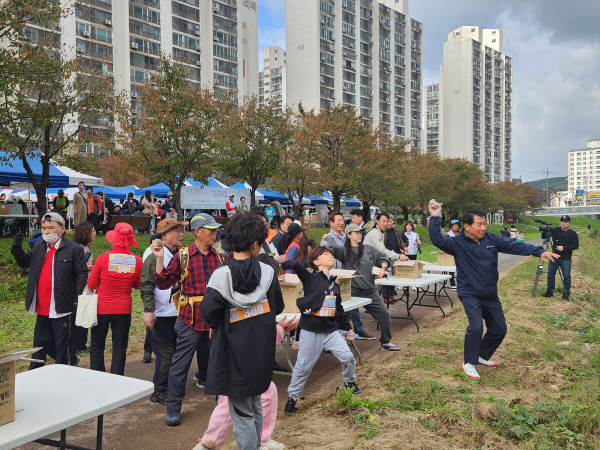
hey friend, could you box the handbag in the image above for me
[75,285,98,328]
[296,279,336,316]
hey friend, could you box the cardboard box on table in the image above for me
[391,260,426,278]
[436,251,455,266]
[279,273,303,313]
[0,348,40,426]
[309,212,321,224]
[329,269,362,302]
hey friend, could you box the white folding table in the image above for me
[422,264,457,307]
[0,365,153,450]
[375,273,451,331]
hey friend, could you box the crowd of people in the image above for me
[9,183,579,450]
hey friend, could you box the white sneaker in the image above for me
[261,440,285,450]
[461,362,480,379]
[192,443,210,450]
[478,357,498,367]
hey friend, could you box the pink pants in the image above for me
[200,382,278,449]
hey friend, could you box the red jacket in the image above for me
[88,246,142,314]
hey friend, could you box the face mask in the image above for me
[42,233,59,244]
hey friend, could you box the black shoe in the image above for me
[541,291,553,298]
[344,382,362,395]
[150,390,167,405]
[283,397,297,416]
[142,352,152,363]
[273,361,288,372]
[562,292,570,301]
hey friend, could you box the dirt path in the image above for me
[16,239,544,449]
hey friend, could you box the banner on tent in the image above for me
[180,187,249,209]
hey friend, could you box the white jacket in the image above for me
[363,226,402,261]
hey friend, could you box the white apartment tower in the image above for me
[439,26,513,182]
[568,139,600,192]
[25,0,258,155]
[424,83,439,154]
[285,0,423,149]
[259,46,287,114]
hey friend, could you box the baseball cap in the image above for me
[190,214,222,230]
[156,218,189,234]
[287,223,306,238]
[42,212,65,226]
[57,189,64,195]
[345,223,362,234]
[560,215,571,222]
[451,220,459,224]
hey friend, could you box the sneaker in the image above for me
[150,390,167,405]
[356,331,376,340]
[261,439,285,450]
[383,296,395,304]
[192,443,211,450]
[380,342,400,351]
[461,363,481,379]
[283,397,297,416]
[142,351,152,363]
[195,378,206,389]
[541,291,553,298]
[165,410,181,426]
[478,357,498,367]
[193,372,200,381]
[344,382,362,394]
[562,292,570,301]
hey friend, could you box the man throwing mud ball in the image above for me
[428,201,559,379]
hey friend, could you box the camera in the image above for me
[534,220,553,241]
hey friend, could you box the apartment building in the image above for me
[25,0,258,156]
[568,139,600,193]
[424,82,439,154]
[258,45,287,114]
[285,0,423,149]
[439,26,512,182]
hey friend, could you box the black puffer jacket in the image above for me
[12,237,88,314]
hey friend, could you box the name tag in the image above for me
[313,295,336,317]
[229,298,271,323]
[108,253,136,273]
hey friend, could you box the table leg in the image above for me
[349,340,362,365]
[96,415,103,450]
[61,429,67,450]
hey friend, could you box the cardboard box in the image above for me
[0,348,40,426]
[309,212,321,224]
[329,269,362,302]
[436,251,455,266]
[391,260,425,278]
[278,273,303,313]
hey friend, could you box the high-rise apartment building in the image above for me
[285,0,423,149]
[259,46,287,114]
[424,83,439,154]
[25,0,258,156]
[439,26,512,182]
[568,139,600,192]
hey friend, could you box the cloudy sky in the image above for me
[258,1,600,182]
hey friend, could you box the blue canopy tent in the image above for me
[305,194,329,205]
[135,183,171,197]
[343,197,362,207]
[111,185,138,195]
[186,177,228,188]
[258,189,290,205]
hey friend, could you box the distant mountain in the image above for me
[525,176,568,192]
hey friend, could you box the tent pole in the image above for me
[28,182,32,237]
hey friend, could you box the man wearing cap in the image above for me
[52,190,69,224]
[122,192,136,216]
[542,215,579,300]
[153,214,228,426]
[141,218,188,405]
[225,194,236,218]
[163,192,177,220]
[447,220,460,237]
[11,212,88,369]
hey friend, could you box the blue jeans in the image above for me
[547,259,572,294]
[351,309,364,333]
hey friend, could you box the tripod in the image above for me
[532,238,563,296]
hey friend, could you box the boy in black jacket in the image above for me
[201,214,284,450]
[281,246,360,417]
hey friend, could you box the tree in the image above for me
[217,96,291,206]
[114,55,231,219]
[0,9,113,220]
[437,158,491,218]
[490,181,542,221]
[312,105,373,211]
[269,107,320,219]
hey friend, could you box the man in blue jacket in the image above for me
[428,201,559,379]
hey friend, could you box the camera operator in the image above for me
[542,215,579,300]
